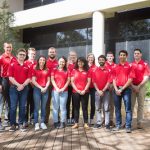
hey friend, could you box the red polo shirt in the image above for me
[46,58,58,71]
[89,64,97,88]
[113,62,135,87]
[92,66,110,90]
[24,60,37,75]
[0,53,16,77]
[132,60,150,85]
[32,68,50,87]
[71,69,91,93]
[105,61,116,83]
[51,68,70,91]
[68,63,75,73]
[9,61,31,84]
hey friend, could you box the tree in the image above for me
[0,0,29,54]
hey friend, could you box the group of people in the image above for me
[0,42,149,133]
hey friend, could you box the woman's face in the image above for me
[87,55,94,64]
[58,58,66,69]
[39,57,46,68]
[78,60,84,68]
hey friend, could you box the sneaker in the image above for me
[30,119,34,125]
[126,128,132,133]
[3,120,9,127]
[105,125,110,131]
[72,123,79,129]
[137,123,143,129]
[93,124,102,129]
[35,123,40,131]
[54,122,59,128]
[67,119,70,126]
[23,122,29,128]
[84,123,90,130]
[71,119,74,125]
[112,126,121,131]
[40,123,47,130]
[9,125,16,132]
[0,123,5,131]
[19,124,27,132]
[59,122,65,129]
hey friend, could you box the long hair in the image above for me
[75,57,89,71]
[58,56,67,71]
[35,55,47,70]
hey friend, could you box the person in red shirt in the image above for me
[92,55,110,130]
[71,57,91,129]
[45,47,58,124]
[0,42,16,130]
[87,53,97,125]
[24,48,37,126]
[66,50,77,125]
[51,56,70,129]
[9,48,30,132]
[131,48,150,129]
[32,56,50,131]
[105,51,116,127]
[113,50,135,133]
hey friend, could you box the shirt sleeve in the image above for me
[144,63,150,76]
[8,63,14,77]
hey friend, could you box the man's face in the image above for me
[98,57,106,66]
[17,51,26,61]
[106,54,114,62]
[4,43,12,55]
[28,50,36,60]
[119,52,127,62]
[48,48,56,59]
[134,50,142,61]
[69,52,77,63]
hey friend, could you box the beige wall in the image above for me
[0,0,24,13]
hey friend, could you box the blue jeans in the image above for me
[9,85,29,126]
[33,87,48,124]
[0,93,3,118]
[52,90,68,123]
[113,88,132,128]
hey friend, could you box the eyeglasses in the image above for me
[18,53,26,56]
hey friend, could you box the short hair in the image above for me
[106,51,114,55]
[134,48,142,53]
[87,53,95,64]
[48,47,56,52]
[98,55,106,61]
[17,48,26,54]
[119,50,128,56]
[28,47,36,52]
[3,42,12,47]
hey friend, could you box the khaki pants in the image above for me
[131,84,146,124]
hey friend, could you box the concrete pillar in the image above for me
[92,11,105,65]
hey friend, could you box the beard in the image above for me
[49,55,55,59]
[99,62,105,66]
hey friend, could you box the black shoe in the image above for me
[126,128,132,133]
[59,122,65,129]
[93,124,102,129]
[19,124,27,132]
[54,122,59,128]
[105,125,110,131]
[9,125,16,132]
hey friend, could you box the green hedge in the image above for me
[146,80,150,98]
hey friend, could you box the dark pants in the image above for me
[25,84,34,122]
[9,85,29,126]
[45,86,52,123]
[72,92,89,123]
[2,77,10,120]
[89,88,96,119]
[66,86,74,119]
[113,88,132,129]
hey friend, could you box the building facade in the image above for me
[5,0,150,63]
